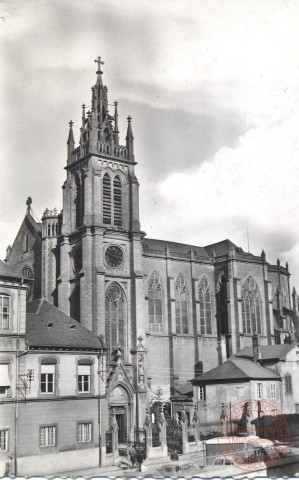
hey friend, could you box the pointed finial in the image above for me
[67,120,75,146]
[82,104,86,119]
[286,261,289,271]
[261,250,266,261]
[277,258,280,268]
[126,116,134,160]
[94,56,104,75]
[26,197,32,214]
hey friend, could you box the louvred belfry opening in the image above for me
[103,173,112,224]
[113,176,122,226]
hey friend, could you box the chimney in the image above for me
[252,333,261,362]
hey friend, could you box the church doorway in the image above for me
[115,407,127,444]
[109,385,131,445]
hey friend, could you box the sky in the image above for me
[1,0,299,286]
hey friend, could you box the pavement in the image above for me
[48,464,124,478]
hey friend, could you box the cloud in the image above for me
[140,111,299,286]
[1,0,299,291]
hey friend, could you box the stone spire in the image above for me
[66,57,134,163]
[126,116,134,161]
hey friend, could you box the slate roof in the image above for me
[234,344,295,361]
[144,237,255,260]
[171,382,194,401]
[26,298,105,351]
[144,238,209,258]
[0,260,23,280]
[204,239,238,257]
[191,357,280,384]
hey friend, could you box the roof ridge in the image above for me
[36,297,45,315]
[229,358,251,377]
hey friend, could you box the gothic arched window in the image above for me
[199,277,212,334]
[105,284,126,355]
[24,233,29,253]
[241,276,262,334]
[103,173,112,224]
[148,271,163,333]
[75,174,84,229]
[282,285,288,307]
[175,274,188,334]
[113,175,122,226]
[216,275,228,334]
[22,265,34,301]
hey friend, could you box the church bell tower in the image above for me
[58,57,144,364]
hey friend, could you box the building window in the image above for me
[113,175,122,226]
[199,277,212,334]
[103,173,112,225]
[78,422,92,443]
[175,274,188,334]
[0,295,10,330]
[0,429,8,452]
[270,383,276,399]
[199,386,206,400]
[257,382,263,399]
[78,365,91,393]
[105,284,126,355]
[40,426,56,447]
[0,364,10,396]
[41,364,55,394]
[24,233,29,253]
[285,375,292,395]
[241,277,262,334]
[148,271,163,333]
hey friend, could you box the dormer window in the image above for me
[0,296,10,330]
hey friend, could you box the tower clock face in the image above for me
[105,245,124,269]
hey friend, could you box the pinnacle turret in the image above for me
[126,116,134,161]
[67,120,75,163]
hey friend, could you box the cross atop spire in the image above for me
[94,56,104,75]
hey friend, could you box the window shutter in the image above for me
[41,364,55,374]
[0,365,10,387]
[78,365,90,375]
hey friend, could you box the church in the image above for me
[4,57,297,443]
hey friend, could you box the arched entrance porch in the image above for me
[109,385,133,445]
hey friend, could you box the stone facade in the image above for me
[0,262,106,476]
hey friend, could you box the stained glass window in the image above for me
[105,284,126,355]
[199,277,212,334]
[148,271,163,333]
[241,277,262,334]
[175,274,188,334]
